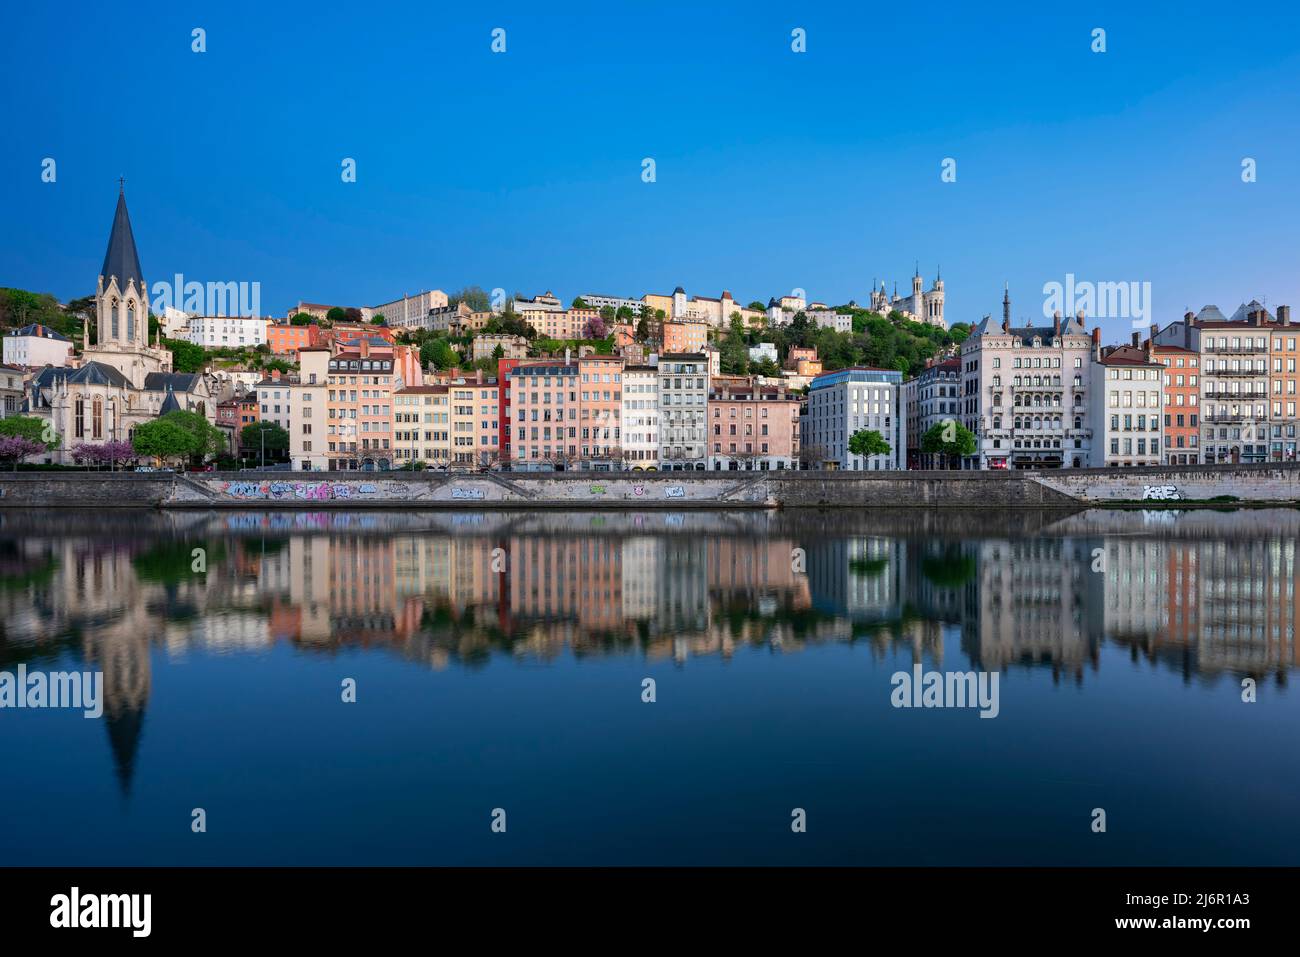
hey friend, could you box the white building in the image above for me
[3,323,73,368]
[367,290,448,327]
[748,342,778,365]
[185,315,268,349]
[257,373,296,433]
[802,367,904,470]
[869,268,947,329]
[1089,339,1165,467]
[580,294,642,315]
[621,365,659,468]
[959,295,1094,470]
[657,353,708,470]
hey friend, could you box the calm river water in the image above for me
[0,507,1296,865]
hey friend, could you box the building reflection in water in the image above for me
[1,508,1297,791]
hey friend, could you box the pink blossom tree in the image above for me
[0,436,45,470]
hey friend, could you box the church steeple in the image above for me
[101,183,144,293]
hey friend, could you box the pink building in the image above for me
[708,376,801,470]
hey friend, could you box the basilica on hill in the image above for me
[26,186,217,462]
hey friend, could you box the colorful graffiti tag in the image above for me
[664,485,686,498]
[220,481,379,501]
[451,487,486,500]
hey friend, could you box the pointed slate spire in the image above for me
[101,183,144,291]
[159,384,180,415]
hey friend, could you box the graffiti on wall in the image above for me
[220,481,379,500]
[1141,485,1181,501]
[451,487,486,500]
[664,485,686,498]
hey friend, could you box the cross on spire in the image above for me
[118,176,126,194]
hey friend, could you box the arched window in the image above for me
[126,301,136,342]
[110,299,120,340]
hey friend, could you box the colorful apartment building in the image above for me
[662,320,709,354]
[393,385,451,468]
[578,354,623,468]
[1150,337,1200,465]
[707,376,801,470]
[508,360,580,469]
[267,322,325,356]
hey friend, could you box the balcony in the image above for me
[1203,390,1265,400]
[1203,345,1268,354]
[1203,414,1255,424]
[1211,367,1267,377]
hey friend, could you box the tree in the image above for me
[848,429,891,459]
[746,301,766,312]
[131,419,194,466]
[448,286,490,313]
[0,436,45,470]
[164,336,207,373]
[920,420,976,468]
[491,344,505,360]
[421,338,458,370]
[241,422,290,462]
[159,409,225,464]
[70,441,136,470]
[0,415,58,450]
[571,297,589,309]
[289,312,315,326]
[635,316,651,341]
[615,305,635,321]
[344,307,363,324]
[584,316,609,340]
[325,307,348,324]
[370,316,386,325]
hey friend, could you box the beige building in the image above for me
[292,349,330,471]
[472,334,529,362]
[367,290,448,328]
[393,385,451,468]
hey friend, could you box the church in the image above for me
[26,186,217,462]
[870,266,947,329]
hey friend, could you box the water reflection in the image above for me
[1,508,1296,794]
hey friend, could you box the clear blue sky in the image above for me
[3,1,1299,342]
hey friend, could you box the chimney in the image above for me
[360,338,370,358]
[1280,305,1291,326]
[1001,317,1010,333]
[1092,326,1101,347]
[1131,331,1140,348]
[564,346,571,364]
[1053,313,1061,336]
[1150,323,1159,342]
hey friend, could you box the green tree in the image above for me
[131,418,196,465]
[0,415,58,450]
[920,420,976,468]
[289,312,315,326]
[635,316,650,341]
[491,344,505,360]
[325,307,348,324]
[162,409,226,463]
[848,429,891,458]
[163,336,207,373]
[448,286,490,312]
[571,297,589,309]
[241,421,290,461]
[421,338,458,370]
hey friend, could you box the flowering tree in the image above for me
[71,441,137,469]
[0,436,45,470]
[584,316,609,340]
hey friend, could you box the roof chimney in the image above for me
[1131,331,1140,348]
[1092,326,1101,347]
[1279,305,1291,326]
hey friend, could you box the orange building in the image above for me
[1151,341,1200,464]
[267,322,325,356]
[325,338,421,470]
[578,354,624,467]
[663,320,709,354]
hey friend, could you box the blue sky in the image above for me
[3,1,1299,342]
